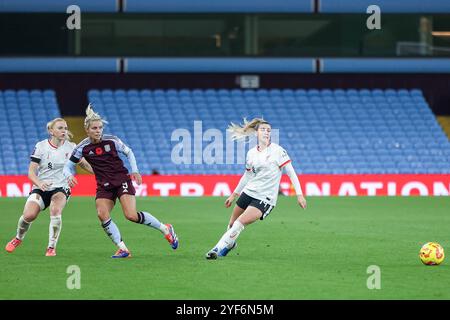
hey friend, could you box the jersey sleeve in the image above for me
[277,146,291,169]
[112,136,131,155]
[30,142,43,163]
[70,143,84,163]
[245,151,252,171]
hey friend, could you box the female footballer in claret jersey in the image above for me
[63,105,178,258]
[5,118,93,256]
[206,118,306,259]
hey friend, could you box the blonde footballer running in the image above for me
[206,118,306,259]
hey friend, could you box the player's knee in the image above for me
[22,212,38,222]
[237,216,252,226]
[49,207,63,216]
[96,209,110,221]
[124,211,138,222]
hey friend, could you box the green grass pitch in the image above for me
[0,196,449,300]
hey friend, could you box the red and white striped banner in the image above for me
[0,174,449,197]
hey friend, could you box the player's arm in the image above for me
[283,162,306,209]
[225,151,253,208]
[63,154,81,188]
[116,138,142,185]
[29,143,52,191]
[77,157,94,174]
[28,161,52,191]
[225,170,252,208]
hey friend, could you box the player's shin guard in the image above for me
[216,220,245,251]
[136,211,165,232]
[16,215,32,240]
[102,218,126,249]
[48,215,62,249]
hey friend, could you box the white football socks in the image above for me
[136,211,168,235]
[159,223,169,235]
[102,218,128,251]
[48,215,62,249]
[117,241,129,251]
[16,215,32,240]
[216,220,245,250]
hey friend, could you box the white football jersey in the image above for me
[30,139,76,191]
[242,143,291,206]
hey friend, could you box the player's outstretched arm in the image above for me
[78,157,94,174]
[225,170,251,207]
[125,149,142,185]
[63,160,78,187]
[225,192,239,208]
[284,162,307,209]
[117,140,141,185]
[130,172,142,185]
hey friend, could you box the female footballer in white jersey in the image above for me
[206,118,307,259]
[5,118,92,256]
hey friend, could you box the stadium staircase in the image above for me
[437,116,450,140]
[64,116,89,174]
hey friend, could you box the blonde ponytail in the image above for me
[84,103,108,129]
[227,118,270,141]
[47,118,73,141]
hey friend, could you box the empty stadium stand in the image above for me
[86,88,450,175]
[0,89,60,174]
[1,88,448,175]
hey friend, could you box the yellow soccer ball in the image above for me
[419,242,445,266]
